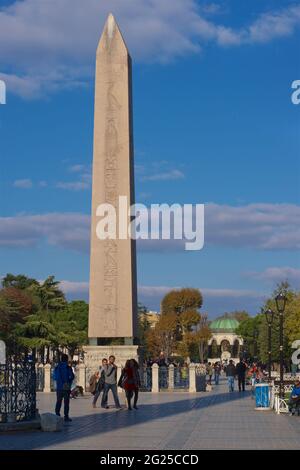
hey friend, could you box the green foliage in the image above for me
[2,274,39,290]
[235,315,262,359]
[0,273,88,359]
[28,276,66,313]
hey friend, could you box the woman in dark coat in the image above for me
[122,359,140,410]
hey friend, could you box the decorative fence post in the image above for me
[44,363,51,393]
[168,364,174,390]
[152,364,159,392]
[189,364,196,393]
[78,363,86,390]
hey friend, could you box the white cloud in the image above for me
[57,164,92,190]
[245,266,300,285]
[59,280,89,296]
[56,281,263,315]
[56,181,90,191]
[0,203,299,252]
[248,5,300,44]
[0,213,90,251]
[0,1,299,98]
[13,178,33,189]
[142,169,185,181]
[68,164,86,173]
[205,203,300,250]
[138,285,264,315]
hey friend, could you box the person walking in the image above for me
[91,358,108,408]
[101,355,121,410]
[120,359,139,410]
[226,359,236,392]
[214,362,221,385]
[236,359,247,392]
[54,354,74,422]
[89,371,99,397]
[207,362,213,385]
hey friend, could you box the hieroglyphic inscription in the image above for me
[102,69,122,335]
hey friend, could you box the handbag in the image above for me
[118,371,126,389]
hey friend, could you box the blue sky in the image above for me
[0,0,299,317]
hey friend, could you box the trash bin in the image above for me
[255,383,270,410]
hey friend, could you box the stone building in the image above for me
[208,318,243,365]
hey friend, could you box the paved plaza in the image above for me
[1,378,299,450]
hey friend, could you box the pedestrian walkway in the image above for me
[1,377,299,450]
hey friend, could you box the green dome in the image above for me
[210,318,239,331]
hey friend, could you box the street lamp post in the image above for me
[275,292,287,398]
[264,308,274,379]
[253,329,258,360]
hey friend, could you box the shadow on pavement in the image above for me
[0,387,252,450]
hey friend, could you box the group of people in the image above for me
[89,356,140,411]
[53,354,141,422]
[206,359,266,393]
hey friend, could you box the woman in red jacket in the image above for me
[123,359,140,410]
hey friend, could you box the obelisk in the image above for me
[85,14,138,366]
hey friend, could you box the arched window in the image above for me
[220,339,231,353]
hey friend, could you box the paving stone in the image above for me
[0,377,299,449]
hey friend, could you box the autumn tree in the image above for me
[146,313,178,359]
[161,288,203,315]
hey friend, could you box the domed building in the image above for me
[208,317,243,365]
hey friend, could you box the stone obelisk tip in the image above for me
[97,13,129,54]
[106,13,116,39]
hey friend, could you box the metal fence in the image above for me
[174,366,189,390]
[140,367,152,391]
[0,362,36,422]
[159,366,169,390]
[50,366,56,391]
[36,367,44,392]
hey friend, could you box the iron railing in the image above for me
[140,367,152,391]
[159,366,169,390]
[174,366,189,390]
[36,366,44,392]
[0,362,37,422]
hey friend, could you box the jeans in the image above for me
[125,389,139,409]
[238,375,245,391]
[55,390,70,417]
[101,383,121,408]
[227,376,235,392]
[214,374,220,385]
[93,389,103,406]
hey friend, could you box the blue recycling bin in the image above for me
[255,383,270,409]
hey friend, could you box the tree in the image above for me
[161,288,203,315]
[2,273,38,290]
[137,303,151,356]
[146,313,178,359]
[258,283,299,364]
[195,313,212,363]
[29,276,66,313]
[47,300,88,358]
[235,315,262,360]
[178,310,201,334]
[14,318,58,361]
[0,287,34,354]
